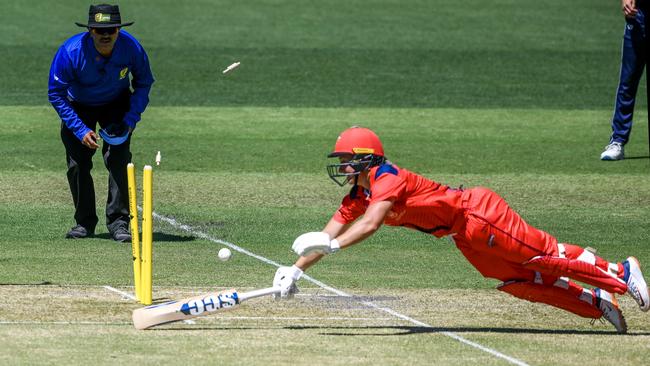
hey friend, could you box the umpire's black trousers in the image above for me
[60,92,132,233]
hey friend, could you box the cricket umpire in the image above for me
[48,4,154,241]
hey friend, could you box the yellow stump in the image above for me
[127,163,142,301]
[141,165,154,305]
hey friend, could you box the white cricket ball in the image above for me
[218,248,232,261]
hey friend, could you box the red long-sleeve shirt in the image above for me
[332,163,466,237]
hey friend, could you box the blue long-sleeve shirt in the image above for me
[48,31,154,141]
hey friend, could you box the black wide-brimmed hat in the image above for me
[75,4,134,28]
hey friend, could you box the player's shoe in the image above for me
[600,142,624,161]
[594,288,627,334]
[622,257,650,312]
[109,222,131,243]
[65,224,94,239]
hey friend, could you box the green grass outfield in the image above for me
[1,0,650,365]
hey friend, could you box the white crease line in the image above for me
[0,321,131,325]
[151,211,530,366]
[213,316,394,321]
[0,317,391,326]
[153,211,285,268]
[104,286,137,301]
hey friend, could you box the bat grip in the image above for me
[238,286,281,302]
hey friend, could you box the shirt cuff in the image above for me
[123,112,140,129]
[74,125,92,141]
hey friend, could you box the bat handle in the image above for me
[238,286,281,302]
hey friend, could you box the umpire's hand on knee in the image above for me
[82,131,99,149]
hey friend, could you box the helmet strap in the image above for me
[350,177,359,199]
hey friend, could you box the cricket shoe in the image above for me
[622,257,650,311]
[65,225,94,239]
[109,222,132,243]
[594,288,627,334]
[600,142,624,161]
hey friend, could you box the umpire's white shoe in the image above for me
[595,288,627,334]
[600,142,624,161]
[623,257,650,312]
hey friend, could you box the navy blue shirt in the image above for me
[48,30,154,140]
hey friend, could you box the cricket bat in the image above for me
[132,286,280,330]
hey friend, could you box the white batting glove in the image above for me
[273,265,303,300]
[292,232,341,256]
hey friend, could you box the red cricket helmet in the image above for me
[328,127,384,157]
[327,127,386,186]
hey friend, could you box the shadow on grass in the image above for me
[149,324,649,336]
[285,325,650,336]
[94,232,195,242]
[623,155,650,160]
[153,232,196,242]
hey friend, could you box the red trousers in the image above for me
[449,188,619,318]
[453,187,558,282]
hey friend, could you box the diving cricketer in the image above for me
[274,127,650,334]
